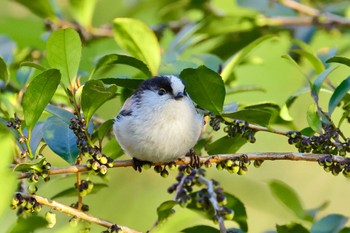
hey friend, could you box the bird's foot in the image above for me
[186,149,201,169]
[132,158,152,172]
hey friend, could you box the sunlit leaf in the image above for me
[156,200,178,224]
[221,35,275,83]
[225,192,248,232]
[276,223,310,233]
[291,49,324,74]
[207,135,247,155]
[91,54,152,79]
[180,66,225,115]
[328,76,350,115]
[23,69,61,132]
[13,0,56,19]
[307,104,322,134]
[46,28,81,85]
[81,80,117,125]
[223,109,271,126]
[311,214,348,233]
[43,116,79,164]
[269,180,312,222]
[51,183,108,199]
[69,0,96,28]
[0,56,9,84]
[91,119,114,143]
[13,158,46,172]
[113,18,160,75]
[313,66,338,96]
[326,56,350,67]
[20,61,47,71]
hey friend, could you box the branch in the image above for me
[16,152,346,179]
[20,193,142,233]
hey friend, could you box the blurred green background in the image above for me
[2,0,350,232]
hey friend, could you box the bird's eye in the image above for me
[158,88,167,96]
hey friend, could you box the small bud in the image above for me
[161,169,169,178]
[69,216,79,227]
[238,166,248,175]
[154,165,163,173]
[28,183,38,194]
[99,165,108,175]
[45,211,57,228]
[216,163,224,171]
[223,208,234,220]
[167,162,177,170]
[100,156,108,165]
[142,162,151,170]
[225,159,233,167]
[254,160,264,168]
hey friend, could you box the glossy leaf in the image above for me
[43,116,80,164]
[328,76,350,115]
[46,28,81,85]
[9,216,48,233]
[13,0,56,19]
[23,69,61,132]
[0,56,9,83]
[13,158,46,172]
[113,18,160,75]
[223,109,271,126]
[311,214,348,233]
[291,49,324,74]
[207,135,247,155]
[180,66,225,115]
[45,104,75,125]
[156,200,178,224]
[276,223,310,233]
[29,122,45,154]
[69,0,96,28]
[81,80,117,124]
[313,66,337,96]
[326,56,350,67]
[307,104,322,134]
[181,225,220,233]
[221,35,275,83]
[51,183,108,199]
[225,192,248,232]
[100,77,144,90]
[269,180,312,222]
[91,119,114,143]
[91,54,152,79]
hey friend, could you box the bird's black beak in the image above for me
[174,92,184,100]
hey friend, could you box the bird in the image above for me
[113,75,203,171]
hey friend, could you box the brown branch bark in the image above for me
[16,152,343,179]
[20,193,142,233]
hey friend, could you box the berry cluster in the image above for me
[168,166,234,222]
[25,155,51,194]
[69,116,114,175]
[101,224,122,233]
[216,155,251,175]
[318,155,350,177]
[11,193,41,216]
[153,162,177,177]
[6,116,21,130]
[70,202,89,212]
[209,116,256,143]
[75,180,94,197]
[287,124,350,156]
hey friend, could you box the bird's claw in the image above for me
[186,149,201,168]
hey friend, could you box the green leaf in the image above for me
[9,216,48,233]
[43,116,80,164]
[221,35,275,83]
[45,104,75,125]
[225,192,248,232]
[46,28,82,85]
[328,76,350,115]
[156,200,178,224]
[23,69,61,132]
[339,227,350,233]
[113,18,160,76]
[180,66,225,115]
[13,0,56,19]
[269,180,312,222]
[100,77,144,90]
[307,104,322,134]
[313,66,338,96]
[276,223,310,233]
[311,214,348,233]
[81,80,117,124]
[207,135,247,155]
[0,56,9,84]
[51,183,108,199]
[69,0,96,28]
[20,61,47,71]
[13,158,46,172]
[102,137,124,160]
[181,225,220,233]
[326,56,350,67]
[91,54,152,79]
[291,49,325,74]
[223,109,271,126]
[91,119,114,143]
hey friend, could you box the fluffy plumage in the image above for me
[113,75,203,162]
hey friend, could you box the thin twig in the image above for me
[20,193,142,233]
[16,152,345,179]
